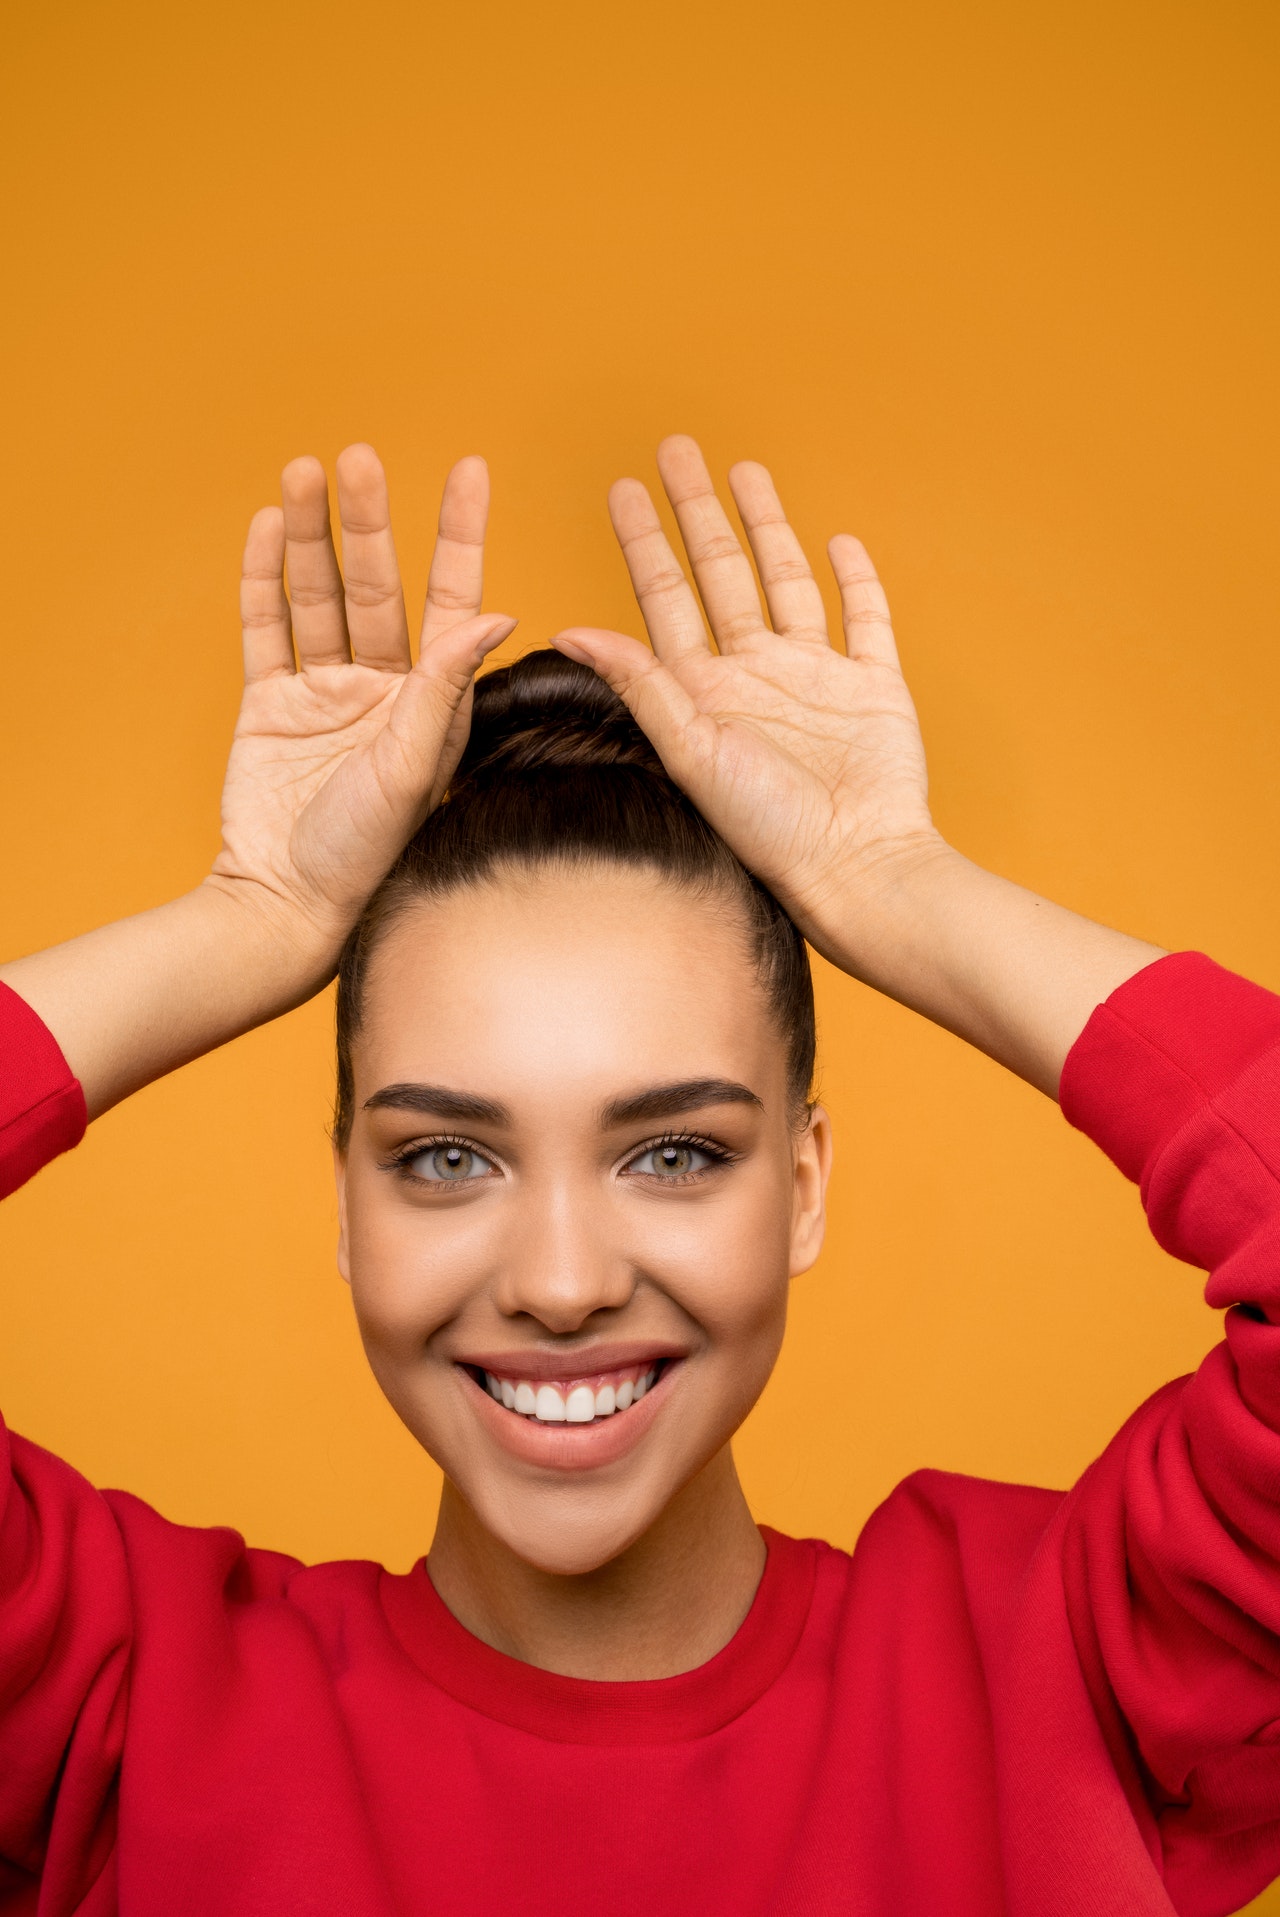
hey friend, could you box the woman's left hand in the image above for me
[552,436,942,969]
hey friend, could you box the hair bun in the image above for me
[456,648,662,783]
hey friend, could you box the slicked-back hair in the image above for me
[333,650,816,1147]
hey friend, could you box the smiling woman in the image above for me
[4,440,1280,1915]
[331,651,825,1628]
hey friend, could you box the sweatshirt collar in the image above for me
[379,1526,816,1745]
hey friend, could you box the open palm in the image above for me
[211,445,514,952]
[553,437,938,960]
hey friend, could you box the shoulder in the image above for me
[102,1486,386,1612]
[789,1469,1066,1623]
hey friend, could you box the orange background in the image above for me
[2,2,1278,1903]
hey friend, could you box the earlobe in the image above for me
[332,1143,352,1287]
[789,1104,834,1279]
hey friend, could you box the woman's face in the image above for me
[335,864,831,1576]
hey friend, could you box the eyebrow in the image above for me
[362,1076,763,1130]
[600,1078,764,1128]
[363,1084,512,1125]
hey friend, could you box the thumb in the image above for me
[550,629,712,784]
[378,611,517,795]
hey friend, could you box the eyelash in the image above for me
[383,1133,488,1181]
[381,1130,738,1186]
[627,1131,737,1183]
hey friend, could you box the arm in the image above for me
[551,434,1162,1095]
[559,441,1280,1903]
[1,445,515,1125]
[1053,956,1280,1910]
[0,444,514,1894]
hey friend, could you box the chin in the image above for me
[480,1486,664,1578]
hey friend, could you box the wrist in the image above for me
[798,830,963,981]
[196,874,345,1008]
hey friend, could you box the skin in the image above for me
[1,434,1164,1680]
[335,867,829,1672]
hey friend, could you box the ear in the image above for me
[332,1141,352,1287]
[789,1103,833,1278]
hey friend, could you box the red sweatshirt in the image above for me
[3,954,1280,1916]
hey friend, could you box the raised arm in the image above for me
[0,446,515,1123]
[553,436,1162,1094]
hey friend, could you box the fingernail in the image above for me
[481,615,517,647]
[552,634,591,665]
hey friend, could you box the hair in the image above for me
[333,649,816,1146]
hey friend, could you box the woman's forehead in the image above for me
[355,868,784,1108]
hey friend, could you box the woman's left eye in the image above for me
[406,1144,495,1182]
[627,1142,717,1179]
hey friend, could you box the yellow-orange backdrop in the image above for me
[2,1,1279,1904]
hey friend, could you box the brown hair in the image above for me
[333,649,815,1145]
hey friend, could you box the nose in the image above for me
[494,1184,635,1334]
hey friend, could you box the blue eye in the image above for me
[408,1144,494,1182]
[629,1142,715,1178]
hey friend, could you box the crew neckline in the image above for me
[379,1526,817,1745]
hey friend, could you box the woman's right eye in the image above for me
[404,1144,495,1183]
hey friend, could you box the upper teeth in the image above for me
[482,1368,658,1423]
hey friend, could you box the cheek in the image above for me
[343,1171,495,1354]
[641,1169,795,1344]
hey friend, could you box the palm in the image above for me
[556,438,935,946]
[210,446,513,947]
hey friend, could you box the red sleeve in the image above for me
[1059,952,1280,1909]
[0,1423,131,1897]
[0,982,86,1199]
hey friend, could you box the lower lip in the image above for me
[460,1362,682,1472]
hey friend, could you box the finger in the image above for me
[727,461,829,644]
[551,627,710,779]
[828,535,901,667]
[240,507,295,681]
[425,679,476,812]
[281,456,351,666]
[655,435,764,652]
[420,455,489,651]
[334,444,411,673]
[377,611,517,811]
[607,478,709,662]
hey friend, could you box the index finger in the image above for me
[419,455,488,652]
[607,477,709,662]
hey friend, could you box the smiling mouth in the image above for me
[463,1360,670,1426]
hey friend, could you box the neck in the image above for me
[426,1447,766,1680]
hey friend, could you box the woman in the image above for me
[2,437,1278,1916]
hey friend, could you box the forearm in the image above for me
[819,842,1165,1099]
[0,882,336,1121]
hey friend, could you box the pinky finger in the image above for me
[240,507,295,681]
[828,534,900,667]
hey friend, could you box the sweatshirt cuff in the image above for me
[0,982,87,1199]
[1059,952,1280,1185]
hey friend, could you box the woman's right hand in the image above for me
[208,443,516,964]
[1,445,515,1118]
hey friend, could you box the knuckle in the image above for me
[696,532,745,565]
[288,583,343,610]
[765,556,814,585]
[845,607,892,627]
[718,610,761,644]
[641,563,690,599]
[426,583,481,613]
[343,576,402,611]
